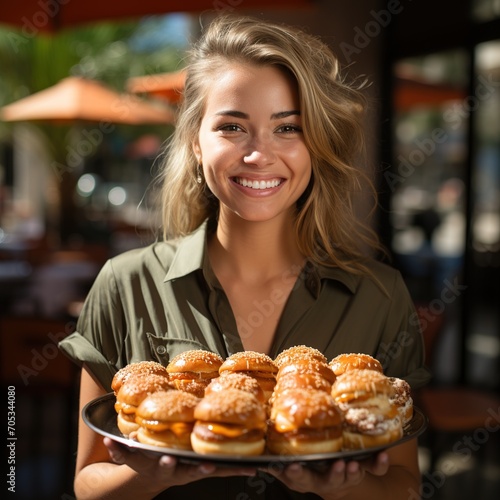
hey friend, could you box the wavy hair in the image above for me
[159,15,385,275]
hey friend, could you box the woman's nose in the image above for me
[243,134,276,166]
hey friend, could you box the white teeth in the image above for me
[236,178,281,189]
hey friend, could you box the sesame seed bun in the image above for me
[111,361,168,395]
[329,353,383,377]
[135,390,200,449]
[267,388,343,455]
[274,345,327,369]
[219,351,277,403]
[191,388,267,456]
[167,350,224,396]
[114,373,174,437]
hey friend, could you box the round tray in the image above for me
[83,392,428,468]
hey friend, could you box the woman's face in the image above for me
[193,62,311,224]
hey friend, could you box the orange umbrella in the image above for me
[0,0,313,33]
[126,69,186,104]
[0,76,175,124]
[394,76,467,112]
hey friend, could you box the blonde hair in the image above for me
[159,15,384,274]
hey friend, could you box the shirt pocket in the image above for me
[146,334,213,365]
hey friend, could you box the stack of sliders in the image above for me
[267,346,343,454]
[218,351,278,403]
[112,363,174,437]
[190,387,267,455]
[166,350,224,398]
[190,352,275,455]
[135,390,201,449]
[109,349,414,455]
[330,368,404,449]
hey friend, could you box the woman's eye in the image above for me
[218,124,242,132]
[276,124,302,134]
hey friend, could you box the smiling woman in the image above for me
[59,14,430,500]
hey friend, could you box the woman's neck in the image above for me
[208,213,304,285]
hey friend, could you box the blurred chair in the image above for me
[414,304,500,474]
[0,315,78,499]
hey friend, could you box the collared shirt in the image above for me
[59,221,430,500]
[59,220,430,391]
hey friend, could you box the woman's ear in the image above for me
[192,141,201,164]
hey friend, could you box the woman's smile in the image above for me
[232,176,284,191]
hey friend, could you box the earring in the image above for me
[196,164,203,184]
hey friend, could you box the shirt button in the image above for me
[156,345,166,355]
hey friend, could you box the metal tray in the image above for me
[83,392,428,468]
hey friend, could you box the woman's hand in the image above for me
[104,437,257,490]
[260,451,390,500]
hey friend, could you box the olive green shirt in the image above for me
[59,220,430,499]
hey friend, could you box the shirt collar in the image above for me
[163,221,209,282]
[303,263,359,297]
[163,220,360,295]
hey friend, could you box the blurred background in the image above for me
[0,1,499,498]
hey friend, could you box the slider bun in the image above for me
[114,373,175,409]
[194,388,266,426]
[206,373,266,404]
[114,373,174,436]
[266,428,343,455]
[191,388,267,456]
[167,350,223,378]
[329,353,383,377]
[267,389,343,455]
[219,352,277,402]
[172,379,209,398]
[342,420,403,450]
[271,388,343,430]
[274,345,327,368]
[333,372,404,450]
[135,390,200,449]
[111,361,168,394]
[136,390,200,423]
[277,358,336,385]
[190,432,265,456]
[331,369,393,403]
[270,372,332,406]
[219,351,277,376]
[116,411,141,437]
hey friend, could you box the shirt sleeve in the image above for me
[376,270,432,389]
[58,260,125,390]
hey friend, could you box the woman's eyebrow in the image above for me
[271,110,301,119]
[215,110,248,118]
[214,110,300,119]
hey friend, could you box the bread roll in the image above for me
[135,390,200,449]
[267,388,343,454]
[205,373,266,404]
[277,358,336,385]
[331,369,402,449]
[167,350,224,397]
[274,345,327,369]
[329,353,383,377]
[219,351,277,403]
[191,388,267,456]
[111,361,168,395]
[114,373,175,437]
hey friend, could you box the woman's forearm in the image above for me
[74,463,166,500]
[326,466,421,500]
